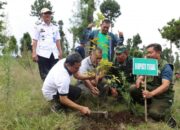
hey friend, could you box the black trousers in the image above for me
[52,85,82,107]
[37,54,59,81]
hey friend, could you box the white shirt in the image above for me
[79,56,95,74]
[42,58,71,101]
[33,21,61,59]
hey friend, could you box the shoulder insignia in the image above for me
[40,28,45,33]
[35,21,42,25]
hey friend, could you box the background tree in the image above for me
[126,38,132,51]
[20,32,32,53]
[159,18,180,63]
[4,36,18,55]
[0,1,7,46]
[0,1,17,55]
[174,52,180,72]
[161,48,174,63]
[58,20,69,56]
[69,0,96,50]
[30,0,53,19]
[132,33,142,49]
[159,18,180,48]
[126,34,143,58]
[100,0,121,29]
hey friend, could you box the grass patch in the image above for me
[0,57,179,130]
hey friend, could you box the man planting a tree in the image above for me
[129,43,176,128]
[42,53,95,114]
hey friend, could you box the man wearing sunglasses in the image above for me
[32,8,62,81]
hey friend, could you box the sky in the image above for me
[3,0,180,54]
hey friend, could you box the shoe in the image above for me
[167,117,177,128]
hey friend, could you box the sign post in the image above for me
[133,58,158,122]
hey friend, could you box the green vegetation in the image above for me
[0,0,180,129]
[100,0,121,28]
[30,0,53,18]
[0,56,179,130]
[159,18,180,49]
[69,0,96,49]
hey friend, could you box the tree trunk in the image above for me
[170,42,173,64]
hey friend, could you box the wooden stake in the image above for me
[144,76,148,122]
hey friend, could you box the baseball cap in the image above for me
[40,8,52,14]
[115,46,127,54]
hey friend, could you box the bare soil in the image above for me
[76,110,144,130]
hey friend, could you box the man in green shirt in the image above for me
[85,19,124,61]
[108,46,135,98]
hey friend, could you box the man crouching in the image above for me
[42,53,95,115]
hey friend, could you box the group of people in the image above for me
[31,7,177,128]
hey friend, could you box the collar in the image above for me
[99,31,108,36]
[42,21,52,26]
[87,56,96,68]
[115,56,128,66]
[64,63,72,76]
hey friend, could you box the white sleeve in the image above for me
[32,25,39,40]
[55,26,61,41]
[79,60,88,74]
[55,76,70,95]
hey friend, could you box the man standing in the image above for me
[130,43,176,128]
[42,53,94,114]
[84,19,124,61]
[32,8,62,80]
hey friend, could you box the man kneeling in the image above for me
[42,53,95,115]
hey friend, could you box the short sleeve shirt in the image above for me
[42,58,71,101]
[79,56,95,74]
[75,46,85,59]
[161,64,173,81]
[32,21,60,59]
[97,32,109,60]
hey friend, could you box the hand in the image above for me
[32,52,38,62]
[142,90,153,98]
[111,87,118,97]
[118,31,123,36]
[90,79,96,86]
[80,106,91,115]
[90,87,100,96]
[87,23,95,28]
[136,78,144,88]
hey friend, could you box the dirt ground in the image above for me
[76,110,144,130]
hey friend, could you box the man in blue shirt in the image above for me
[130,43,176,128]
[75,40,86,59]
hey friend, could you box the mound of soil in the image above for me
[110,111,144,125]
[76,110,144,130]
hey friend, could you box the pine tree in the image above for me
[30,0,53,18]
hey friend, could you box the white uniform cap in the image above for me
[40,8,52,14]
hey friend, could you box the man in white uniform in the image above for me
[42,53,94,115]
[32,8,62,80]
